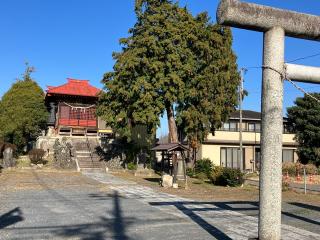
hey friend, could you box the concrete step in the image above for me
[78,159,102,163]
[77,158,101,163]
[79,163,102,168]
[72,138,103,171]
[79,166,102,169]
[79,165,102,168]
[76,150,91,154]
[76,155,92,158]
[78,159,101,162]
[80,168,104,173]
[76,154,99,158]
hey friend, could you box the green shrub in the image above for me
[282,181,290,191]
[282,162,296,176]
[196,172,208,181]
[282,162,318,176]
[304,163,318,175]
[28,149,46,165]
[186,167,195,177]
[213,167,244,187]
[127,162,137,170]
[210,166,223,183]
[195,158,213,178]
[244,172,258,179]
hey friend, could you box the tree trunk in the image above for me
[166,103,179,143]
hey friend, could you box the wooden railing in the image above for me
[59,118,97,127]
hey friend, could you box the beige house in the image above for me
[198,110,298,172]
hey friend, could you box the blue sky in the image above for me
[0,0,319,137]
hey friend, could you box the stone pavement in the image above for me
[0,170,319,240]
[1,171,216,240]
[84,172,320,240]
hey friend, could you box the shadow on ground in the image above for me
[143,177,160,183]
[0,207,24,229]
[289,202,320,212]
[3,171,319,239]
[52,191,133,240]
[149,200,320,239]
[16,171,183,240]
[30,171,133,239]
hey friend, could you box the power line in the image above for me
[242,65,320,103]
[286,52,320,63]
[243,52,320,70]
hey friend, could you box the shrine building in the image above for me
[45,78,111,137]
[36,78,112,171]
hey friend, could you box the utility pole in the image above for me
[239,68,246,171]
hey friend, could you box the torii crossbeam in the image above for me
[216,1,320,239]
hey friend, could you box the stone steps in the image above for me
[72,138,104,171]
[81,168,105,173]
[79,164,102,168]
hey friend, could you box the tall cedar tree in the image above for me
[0,65,48,151]
[287,93,320,166]
[176,13,239,147]
[98,0,239,144]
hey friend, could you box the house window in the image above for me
[283,149,294,162]
[230,122,237,131]
[255,123,261,132]
[223,123,230,130]
[248,123,255,132]
[247,122,261,132]
[222,122,237,131]
[221,147,240,169]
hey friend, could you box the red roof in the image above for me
[46,78,101,97]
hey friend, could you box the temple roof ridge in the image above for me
[46,78,101,97]
[67,78,90,83]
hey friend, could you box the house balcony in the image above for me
[205,130,297,147]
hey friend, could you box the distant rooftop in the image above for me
[230,110,261,120]
[151,143,189,152]
[46,78,101,97]
[230,110,288,121]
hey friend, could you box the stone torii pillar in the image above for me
[216,1,320,239]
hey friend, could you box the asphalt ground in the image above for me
[0,170,215,240]
[0,170,319,240]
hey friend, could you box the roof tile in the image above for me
[46,78,100,97]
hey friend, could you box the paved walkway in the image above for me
[0,170,319,240]
[84,172,320,240]
[0,171,220,240]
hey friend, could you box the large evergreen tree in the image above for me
[98,0,239,145]
[176,13,239,147]
[287,93,320,166]
[0,64,48,151]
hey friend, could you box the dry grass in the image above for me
[0,169,106,192]
[112,171,320,205]
[1,168,318,206]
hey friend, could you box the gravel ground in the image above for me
[0,169,319,240]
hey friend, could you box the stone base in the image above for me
[161,174,173,188]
